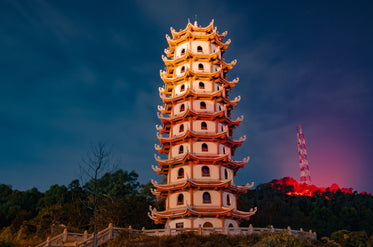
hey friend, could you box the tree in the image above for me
[80,143,117,247]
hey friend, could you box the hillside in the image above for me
[0,170,372,246]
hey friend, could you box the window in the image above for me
[198,63,204,70]
[199,82,205,89]
[178,168,184,179]
[177,193,184,205]
[181,66,185,73]
[203,222,213,228]
[223,147,226,154]
[176,222,184,228]
[180,104,185,112]
[180,84,185,92]
[201,122,207,130]
[227,195,231,206]
[202,143,208,152]
[179,145,184,154]
[202,166,210,177]
[179,124,184,132]
[200,101,206,109]
[228,223,234,228]
[203,192,211,203]
[224,169,228,179]
[181,48,185,56]
[197,46,203,52]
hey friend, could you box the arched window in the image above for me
[180,104,185,112]
[228,223,234,228]
[227,195,231,206]
[181,48,185,56]
[200,101,206,110]
[178,168,184,179]
[202,143,208,152]
[201,122,207,130]
[202,166,210,177]
[198,63,204,70]
[177,194,184,205]
[199,82,205,89]
[197,46,203,53]
[179,124,184,132]
[179,145,184,154]
[203,222,213,228]
[181,66,185,73]
[224,169,228,179]
[203,192,211,203]
[180,84,185,92]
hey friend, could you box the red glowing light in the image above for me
[270,177,361,198]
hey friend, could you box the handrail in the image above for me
[35,224,316,247]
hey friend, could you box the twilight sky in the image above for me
[1,0,372,193]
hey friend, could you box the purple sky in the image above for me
[0,0,372,193]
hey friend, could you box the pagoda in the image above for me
[149,20,256,229]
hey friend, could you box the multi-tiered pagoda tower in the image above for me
[149,20,256,229]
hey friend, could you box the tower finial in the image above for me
[194,14,197,26]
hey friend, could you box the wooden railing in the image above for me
[35,228,92,247]
[35,224,316,247]
[139,225,316,240]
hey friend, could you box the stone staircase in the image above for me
[36,223,123,247]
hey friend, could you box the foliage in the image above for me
[239,179,373,237]
[105,231,319,247]
[0,175,372,246]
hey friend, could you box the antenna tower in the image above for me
[296,125,312,185]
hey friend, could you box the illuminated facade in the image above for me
[149,20,256,229]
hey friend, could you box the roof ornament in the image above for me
[231,95,241,103]
[155,124,163,131]
[243,156,250,163]
[159,70,166,78]
[245,181,255,189]
[157,105,165,111]
[154,144,162,151]
[150,188,159,196]
[152,165,161,172]
[235,115,244,122]
[156,132,162,139]
[238,135,247,142]
[232,77,239,84]
[151,179,159,186]
[221,31,228,37]
[154,153,161,161]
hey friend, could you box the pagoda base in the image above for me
[167,217,239,229]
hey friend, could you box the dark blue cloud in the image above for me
[0,0,372,193]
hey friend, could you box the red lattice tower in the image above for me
[296,125,312,185]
